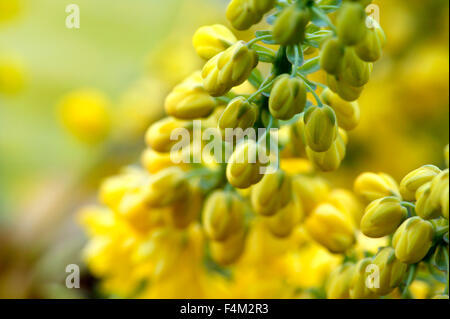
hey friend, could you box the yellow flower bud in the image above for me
[355,24,385,62]
[354,172,401,202]
[369,247,408,296]
[287,114,307,157]
[202,190,245,241]
[340,48,372,87]
[415,182,436,220]
[269,74,307,120]
[305,203,356,253]
[429,169,449,212]
[416,170,449,219]
[168,184,203,229]
[360,196,408,238]
[320,37,345,75]
[304,105,339,152]
[99,169,145,210]
[292,175,330,215]
[141,148,189,174]
[321,88,361,131]
[326,263,355,299]
[192,24,237,60]
[273,5,310,45]
[251,0,276,15]
[210,230,246,266]
[202,41,258,97]
[327,189,363,226]
[165,71,217,119]
[327,73,364,102]
[399,165,441,201]
[392,217,434,264]
[58,89,111,144]
[118,190,168,232]
[349,258,378,299]
[142,167,190,208]
[145,117,191,153]
[226,140,266,189]
[226,0,263,30]
[336,2,367,46]
[251,170,292,216]
[264,195,303,238]
[306,128,347,172]
[218,96,257,135]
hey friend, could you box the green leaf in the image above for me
[430,245,448,272]
[248,69,264,88]
[286,45,304,66]
[428,262,448,284]
[298,57,320,75]
[255,30,276,44]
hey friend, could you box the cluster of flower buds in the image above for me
[325,145,449,299]
[79,0,393,297]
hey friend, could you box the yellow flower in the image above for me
[263,195,303,238]
[251,170,292,217]
[226,0,260,30]
[269,74,307,120]
[202,190,245,241]
[327,73,364,102]
[226,140,266,189]
[210,229,246,266]
[142,167,190,208]
[305,203,356,254]
[355,23,386,62]
[165,71,217,119]
[326,189,363,226]
[321,88,361,131]
[141,148,189,174]
[349,258,378,299]
[369,247,408,296]
[326,263,355,299]
[354,172,401,202]
[58,88,111,144]
[273,4,310,45]
[320,37,345,75]
[306,128,347,172]
[202,41,258,97]
[145,117,192,153]
[392,217,434,264]
[336,2,367,46]
[218,96,257,135]
[99,168,146,211]
[360,196,407,238]
[292,175,330,215]
[340,48,372,87]
[441,185,449,219]
[168,184,203,229]
[304,104,339,152]
[399,165,441,201]
[192,24,237,60]
[416,170,449,220]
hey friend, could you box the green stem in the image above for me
[402,264,418,298]
[248,79,274,103]
[247,35,273,48]
[257,114,274,145]
[291,46,301,77]
[311,6,337,34]
[401,201,416,217]
[303,80,322,106]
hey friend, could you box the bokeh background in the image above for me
[0,0,448,298]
